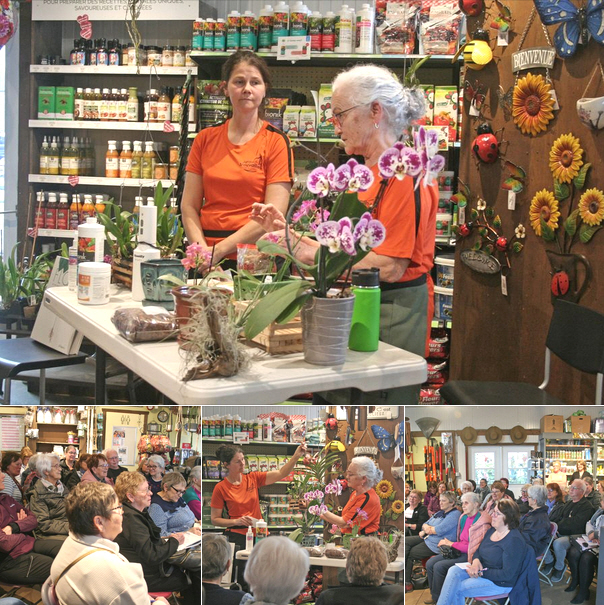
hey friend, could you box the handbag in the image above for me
[161,543,201,577]
[439,544,462,559]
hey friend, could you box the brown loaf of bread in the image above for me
[324,547,348,559]
[112,307,178,342]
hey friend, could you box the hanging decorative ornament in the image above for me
[576,60,604,131]
[463,29,494,70]
[471,122,501,164]
[458,0,484,17]
[512,72,555,136]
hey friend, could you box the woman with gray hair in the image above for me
[244,536,309,605]
[148,471,199,537]
[145,454,166,496]
[424,492,482,604]
[319,456,382,536]
[252,63,440,404]
[183,465,201,520]
[460,481,474,494]
[27,454,69,548]
[518,484,551,556]
[202,534,248,605]
[316,537,402,604]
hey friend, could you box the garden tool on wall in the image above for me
[416,417,440,480]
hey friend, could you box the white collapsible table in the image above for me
[44,286,427,404]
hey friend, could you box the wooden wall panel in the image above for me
[450,1,604,404]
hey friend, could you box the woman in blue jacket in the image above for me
[436,499,528,605]
[404,491,461,593]
[518,484,551,556]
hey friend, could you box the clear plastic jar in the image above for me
[173,46,186,67]
[161,45,175,67]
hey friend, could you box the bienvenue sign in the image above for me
[32,0,198,21]
[511,47,556,73]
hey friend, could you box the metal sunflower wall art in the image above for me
[512,72,555,136]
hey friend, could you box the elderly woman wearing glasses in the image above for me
[145,455,166,496]
[149,472,200,537]
[80,454,114,487]
[50,482,170,605]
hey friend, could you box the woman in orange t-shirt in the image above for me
[182,50,293,270]
[319,456,382,536]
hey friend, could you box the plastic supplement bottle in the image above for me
[356,3,375,54]
[272,2,290,44]
[258,5,274,51]
[336,4,354,53]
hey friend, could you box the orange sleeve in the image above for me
[185,130,205,176]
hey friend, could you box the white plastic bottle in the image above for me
[335,4,354,54]
[77,216,105,263]
[246,526,254,552]
[258,5,274,51]
[272,1,290,44]
[356,3,375,54]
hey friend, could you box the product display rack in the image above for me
[539,432,604,479]
[30,120,187,132]
[30,65,196,76]
[28,406,83,454]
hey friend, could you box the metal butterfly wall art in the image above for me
[534,0,604,58]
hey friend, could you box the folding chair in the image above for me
[537,521,558,586]
[466,596,510,605]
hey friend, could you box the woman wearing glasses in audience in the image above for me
[51,482,170,605]
[145,455,166,496]
[148,472,200,537]
[80,454,114,487]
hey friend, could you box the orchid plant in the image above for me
[244,126,444,341]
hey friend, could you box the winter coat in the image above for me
[0,494,38,561]
[27,480,69,537]
[519,505,551,556]
[557,497,595,536]
[507,546,542,605]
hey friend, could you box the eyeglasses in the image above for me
[147,465,159,470]
[332,103,368,127]
[491,509,503,517]
[170,486,186,495]
[108,504,123,514]
[51,464,61,469]
[98,464,109,469]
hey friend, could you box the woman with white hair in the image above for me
[244,536,309,605]
[460,481,474,494]
[252,63,440,404]
[27,453,69,549]
[319,456,382,536]
[202,534,249,605]
[424,492,482,605]
[183,466,201,520]
[145,455,166,496]
[518,484,551,556]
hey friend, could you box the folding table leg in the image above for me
[95,346,107,405]
[40,369,46,405]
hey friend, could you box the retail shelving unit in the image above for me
[539,432,601,481]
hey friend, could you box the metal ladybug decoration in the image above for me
[551,271,570,297]
[325,413,338,431]
[458,0,484,17]
[472,123,500,164]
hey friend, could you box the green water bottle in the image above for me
[348,268,380,352]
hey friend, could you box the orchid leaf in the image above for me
[330,191,367,222]
[257,240,315,273]
[573,163,591,190]
[579,223,602,244]
[554,180,570,201]
[564,208,580,237]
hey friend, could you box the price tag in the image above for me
[469,102,481,117]
[277,36,311,61]
[458,205,466,225]
[549,89,560,110]
[497,31,509,47]
[233,431,249,444]
[501,274,508,296]
[507,190,516,210]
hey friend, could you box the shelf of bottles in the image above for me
[30,120,186,132]
[31,65,196,76]
[29,174,175,188]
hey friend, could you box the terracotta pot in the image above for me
[171,286,199,329]
[545,250,592,304]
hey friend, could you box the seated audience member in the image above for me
[532,478,544,486]
[20,454,40,493]
[436,500,529,605]
[425,492,482,605]
[149,471,200,537]
[65,453,91,492]
[405,491,461,593]
[543,479,594,582]
[145,455,166,495]
[481,481,512,514]
[518,484,551,556]
[460,481,474,494]
[28,453,69,546]
[50,482,169,605]
[104,449,128,483]
[113,471,199,605]
[475,479,489,502]
[138,457,150,475]
[183,465,201,520]
[405,482,411,504]
[571,460,591,481]
[546,482,565,522]
[424,482,438,509]
[405,489,429,536]
[60,445,77,484]
[0,453,23,504]
[202,534,249,605]
[516,484,531,515]
[566,496,604,604]
[0,469,55,584]
[18,447,33,484]
[81,453,114,486]
[244,536,309,605]
[584,477,601,508]
[316,537,402,605]
[500,478,515,500]
[428,483,447,516]
[598,479,604,497]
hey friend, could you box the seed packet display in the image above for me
[419,0,463,56]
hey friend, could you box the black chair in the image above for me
[440,300,604,405]
[0,338,87,404]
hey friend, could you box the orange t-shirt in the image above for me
[210,472,268,535]
[340,488,381,535]
[186,120,294,251]
[358,168,439,284]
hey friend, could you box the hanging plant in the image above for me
[512,72,555,136]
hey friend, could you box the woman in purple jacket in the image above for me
[0,471,56,584]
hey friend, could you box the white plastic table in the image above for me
[44,286,427,404]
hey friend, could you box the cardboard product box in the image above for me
[282,105,300,138]
[417,85,434,126]
[316,84,335,138]
[541,414,564,433]
[38,86,56,119]
[433,86,458,142]
[568,415,591,433]
[299,106,317,138]
[55,86,75,120]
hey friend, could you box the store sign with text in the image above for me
[32,0,198,21]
